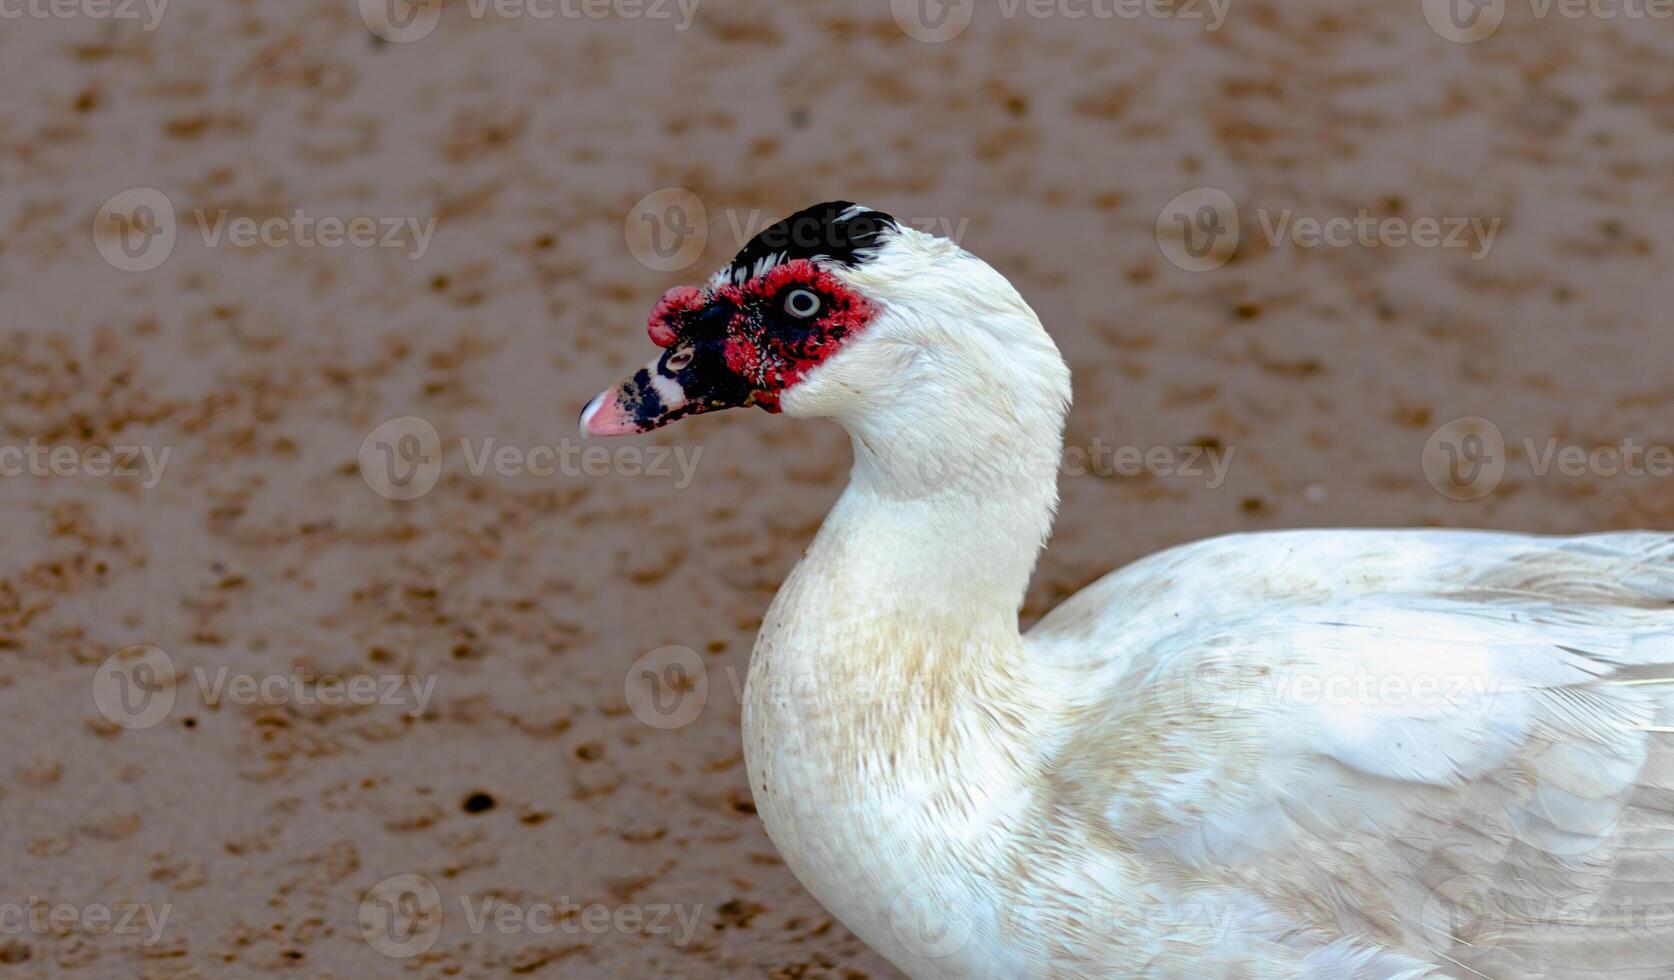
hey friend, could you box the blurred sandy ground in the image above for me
[0,0,1670,975]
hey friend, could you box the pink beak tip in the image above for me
[580,390,641,438]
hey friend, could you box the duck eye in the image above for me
[784,289,822,319]
[664,347,695,372]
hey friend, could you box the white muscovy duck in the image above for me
[581,202,1674,978]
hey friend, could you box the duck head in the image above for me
[580,202,889,436]
[581,201,1071,496]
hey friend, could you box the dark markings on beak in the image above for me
[627,369,664,419]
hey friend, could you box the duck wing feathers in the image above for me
[1028,530,1674,978]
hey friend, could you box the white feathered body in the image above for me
[731,226,1674,978]
[747,520,1674,978]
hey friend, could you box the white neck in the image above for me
[743,395,1069,979]
[827,402,1064,623]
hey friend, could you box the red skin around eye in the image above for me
[729,261,876,407]
[643,261,876,412]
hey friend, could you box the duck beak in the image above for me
[579,365,670,438]
[583,287,763,438]
[579,384,642,437]
[579,348,756,439]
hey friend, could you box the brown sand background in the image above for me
[1,0,1672,976]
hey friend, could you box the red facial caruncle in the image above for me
[584,201,894,439]
[716,260,876,410]
[639,259,878,414]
